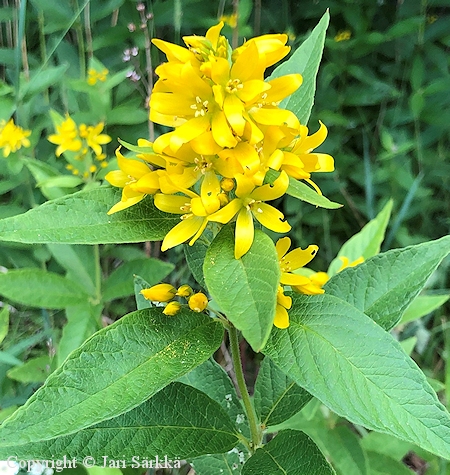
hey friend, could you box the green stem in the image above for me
[93,244,102,303]
[228,325,261,452]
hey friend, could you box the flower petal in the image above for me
[161,216,204,251]
[209,198,242,224]
[252,203,291,233]
[275,237,291,260]
[235,208,254,259]
[274,305,289,329]
[250,170,289,201]
[154,193,190,214]
[284,245,318,270]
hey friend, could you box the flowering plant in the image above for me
[0,12,449,474]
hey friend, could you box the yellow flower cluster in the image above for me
[106,22,334,260]
[334,30,351,42]
[0,119,31,158]
[48,116,111,179]
[141,283,209,316]
[87,67,109,86]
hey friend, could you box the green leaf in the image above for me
[328,200,392,276]
[47,244,97,297]
[204,225,279,352]
[57,303,101,366]
[7,355,54,383]
[133,275,153,310]
[0,268,89,308]
[0,352,23,366]
[366,452,415,475]
[266,169,342,209]
[263,293,450,460]
[191,450,245,475]
[325,236,450,329]
[0,308,223,448]
[254,357,312,427]
[106,106,148,125]
[184,227,215,289]
[0,306,9,345]
[269,11,330,125]
[20,65,69,99]
[0,187,180,245]
[242,430,334,475]
[0,382,239,461]
[102,258,174,301]
[360,432,413,461]
[400,294,449,325]
[179,358,248,435]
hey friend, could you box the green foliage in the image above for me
[204,226,279,352]
[264,293,450,459]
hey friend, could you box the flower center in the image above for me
[190,96,209,117]
[225,78,243,94]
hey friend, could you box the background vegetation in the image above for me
[0,0,449,474]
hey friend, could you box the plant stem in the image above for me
[228,325,261,452]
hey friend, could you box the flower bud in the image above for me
[163,301,182,316]
[141,283,176,302]
[220,177,235,192]
[188,292,208,312]
[176,284,193,298]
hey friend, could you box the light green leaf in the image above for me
[0,308,223,448]
[360,432,413,461]
[254,357,312,428]
[0,306,9,345]
[203,225,279,352]
[179,358,248,435]
[106,106,148,125]
[242,430,334,475]
[0,352,23,366]
[57,303,101,366]
[269,11,330,125]
[102,257,174,301]
[400,294,449,325]
[263,293,450,460]
[0,382,239,461]
[184,228,215,289]
[47,244,97,297]
[133,275,153,310]
[400,337,417,356]
[37,176,83,188]
[325,236,450,329]
[191,447,246,475]
[0,268,89,308]
[266,169,342,209]
[328,200,392,276]
[7,355,54,383]
[0,187,180,245]
[366,452,415,475]
[20,65,69,99]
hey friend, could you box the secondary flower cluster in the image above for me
[141,283,208,316]
[0,118,31,158]
[48,115,111,180]
[106,22,334,259]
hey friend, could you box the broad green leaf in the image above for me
[203,225,279,352]
[0,308,223,448]
[47,244,97,297]
[269,11,330,125]
[254,357,311,428]
[325,236,450,329]
[242,430,334,475]
[400,337,417,356]
[366,452,415,475]
[184,227,215,289]
[106,106,148,125]
[191,447,246,475]
[133,275,153,310]
[0,307,8,345]
[0,268,89,308]
[328,200,392,276]
[0,382,239,461]
[0,187,180,244]
[179,358,248,435]
[263,293,450,460]
[400,294,449,325]
[7,355,54,383]
[57,303,102,366]
[20,65,69,99]
[102,258,174,301]
[0,352,23,366]
[266,170,342,209]
[360,432,413,461]
[37,176,84,188]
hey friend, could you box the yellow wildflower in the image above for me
[274,286,292,329]
[176,285,193,298]
[141,283,177,302]
[48,116,82,157]
[79,122,111,157]
[163,301,182,316]
[188,292,209,312]
[87,67,109,85]
[209,171,291,259]
[0,119,31,157]
[334,30,351,42]
[105,148,159,214]
[219,13,238,29]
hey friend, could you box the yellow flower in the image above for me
[79,122,111,157]
[87,67,109,85]
[274,286,292,329]
[163,301,182,316]
[105,148,159,214]
[219,13,238,29]
[334,30,351,42]
[188,292,209,312]
[141,283,177,302]
[0,119,31,157]
[48,115,82,157]
[176,285,193,298]
[209,171,291,259]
